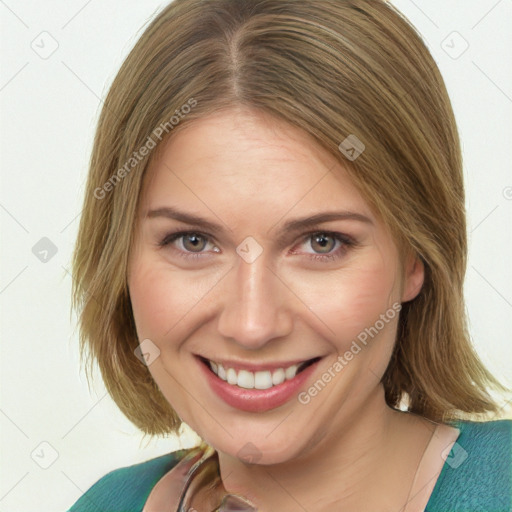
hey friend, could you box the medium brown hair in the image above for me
[72,0,508,437]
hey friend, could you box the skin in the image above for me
[128,107,437,511]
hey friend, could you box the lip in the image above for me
[196,355,323,413]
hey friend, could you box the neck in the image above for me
[217,386,432,512]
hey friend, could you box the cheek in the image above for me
[290,254,400,349]
[128,262,191,341]
[128,257,224,342]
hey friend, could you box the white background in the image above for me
[1,1,511,511]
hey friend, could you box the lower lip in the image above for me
[197,357,321,413]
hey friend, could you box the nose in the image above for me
[216,250,293,350]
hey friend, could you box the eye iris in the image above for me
[183,234,206,252]
[311,233,334,254]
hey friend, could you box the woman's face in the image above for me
[128,107,423,464]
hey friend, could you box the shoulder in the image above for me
[66,447,193,512]
[426,419,512,512]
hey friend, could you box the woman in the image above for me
[67,0,511,510]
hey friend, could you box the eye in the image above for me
[293,231,355,262]
[158,231,220,260]
[158,230,356,263]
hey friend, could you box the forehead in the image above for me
[140,108,374,223]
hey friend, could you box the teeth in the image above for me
[272,368,286,386]
[255,370,273,389]
[208,360,304,390]
[285,365,299,380]
[226,368,238,385]
[237,370,254,389]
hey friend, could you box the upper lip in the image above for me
[197,355,321,372]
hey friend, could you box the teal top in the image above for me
[67,420,512,512]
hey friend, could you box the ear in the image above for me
[401,253,425,303]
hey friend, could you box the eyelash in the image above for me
[158,230,356,263]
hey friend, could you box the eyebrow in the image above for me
[146,206,373,236]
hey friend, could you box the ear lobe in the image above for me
[401,255,425,303]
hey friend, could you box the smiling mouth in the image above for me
[198,356,322,390]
